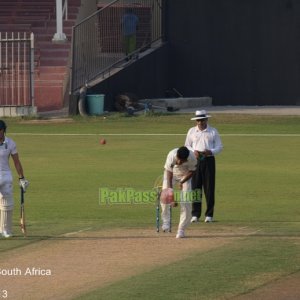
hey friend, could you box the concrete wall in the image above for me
[166,0,300,105]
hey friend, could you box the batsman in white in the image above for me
[161,146,197,238]
[0,120,29,238]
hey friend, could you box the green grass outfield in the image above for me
[1,113,300,299]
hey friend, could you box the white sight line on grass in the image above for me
[10,133,300,137]
[62,227,93,237]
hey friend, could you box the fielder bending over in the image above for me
[0,120,29,238]
[161,146,197,238]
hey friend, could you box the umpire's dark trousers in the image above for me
[192,156,216,218]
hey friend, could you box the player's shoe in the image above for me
[2,231,12,238]
[204,216,213,223]
[176,230,185,238]
[162,224,170,232]
[191,216,199,223]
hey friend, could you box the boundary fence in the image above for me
[0,32,35,116]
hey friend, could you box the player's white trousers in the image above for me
[0,172,14,234]
[161,171,192,232]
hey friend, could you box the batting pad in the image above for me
[0,192,13,210]
[0,210,13,234]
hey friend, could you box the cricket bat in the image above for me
[20,187,26,237]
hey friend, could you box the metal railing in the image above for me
[71,0,163,93]
[0,32,34,108]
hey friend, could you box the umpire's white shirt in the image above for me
[185,125,223,155]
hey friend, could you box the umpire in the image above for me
[185,110,223,223]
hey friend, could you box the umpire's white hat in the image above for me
[191,110,211,120]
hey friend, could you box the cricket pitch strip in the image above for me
[0,227,299,300]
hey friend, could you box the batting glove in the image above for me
[19,177,29,192]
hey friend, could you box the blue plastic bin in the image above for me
[86,94,104,115]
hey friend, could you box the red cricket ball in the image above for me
[160,188,174,204]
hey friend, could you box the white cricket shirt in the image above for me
[164,148,197,177]
[0,137,17,172]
